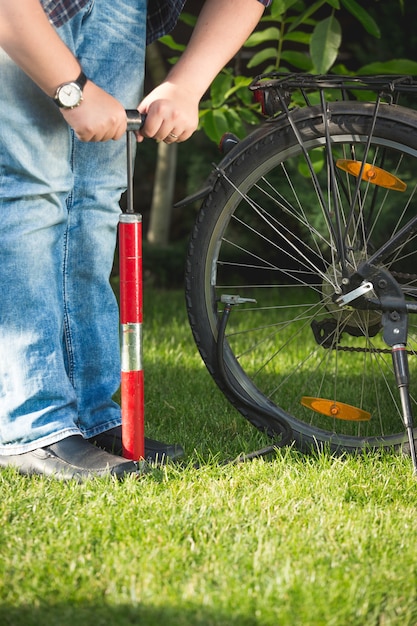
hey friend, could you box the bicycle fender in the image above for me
[174,116,291,208]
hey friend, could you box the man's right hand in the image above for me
[61,81,127,142]
[0,0,127,143]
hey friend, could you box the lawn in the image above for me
[1,289,417,626]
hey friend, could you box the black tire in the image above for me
[185,100,417,453]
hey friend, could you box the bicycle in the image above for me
[180,73,417,471]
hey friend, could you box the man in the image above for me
[0,0,270,480]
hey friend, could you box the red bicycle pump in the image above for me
[119,111,146,461]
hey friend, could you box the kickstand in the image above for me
[357,265,417,474]
[391,344,417,474]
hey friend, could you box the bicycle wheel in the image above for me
[185,100,417,453]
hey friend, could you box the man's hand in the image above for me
[137,81,200,144]
[136,0,265,145]
[61,81,127,142]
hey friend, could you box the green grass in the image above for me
[1,289,417,626]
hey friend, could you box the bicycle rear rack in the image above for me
[249,72,417,116]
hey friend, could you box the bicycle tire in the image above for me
[185,100,417,453]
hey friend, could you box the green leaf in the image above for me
[166,56,180,66]
[238,107,261,126]
[209,73,234,108]
[247,48,279,69]
[222,78,253,104]
[245,27,280,47]
[358,59,417,76]
[331,63,354,76]
[178,11,197,27]
[221,85,247,103]
[158,35,186,52]
[233,76,253,89]
[283,31,312,45]
[340,0,380,38]
[199,109,230,144]
[270,0,300,18]
[288,0,327,33]
[310,16,342,74]
[298,148,325,177]
[261,63,281,74]
[237,84,256,106]
[280,50,313,71]
[224,108,247,139]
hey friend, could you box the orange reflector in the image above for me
[301,396,371,421]
[336,159,407,192]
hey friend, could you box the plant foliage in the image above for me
[160,0,413,143]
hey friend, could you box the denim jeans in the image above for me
[0,0,146,454]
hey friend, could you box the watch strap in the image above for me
[74,71,88,91]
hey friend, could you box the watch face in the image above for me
[58,83,82,108]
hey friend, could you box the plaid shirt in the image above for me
[146,0,272,44]
[40,0,272,45]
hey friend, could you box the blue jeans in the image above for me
[0,0,146,454]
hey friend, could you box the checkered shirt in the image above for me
[40,0,272,45]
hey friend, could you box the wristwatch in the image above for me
[54,71,88,109]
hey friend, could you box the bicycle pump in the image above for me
[119,111,146,461]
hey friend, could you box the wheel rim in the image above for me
[201,126,417,450]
